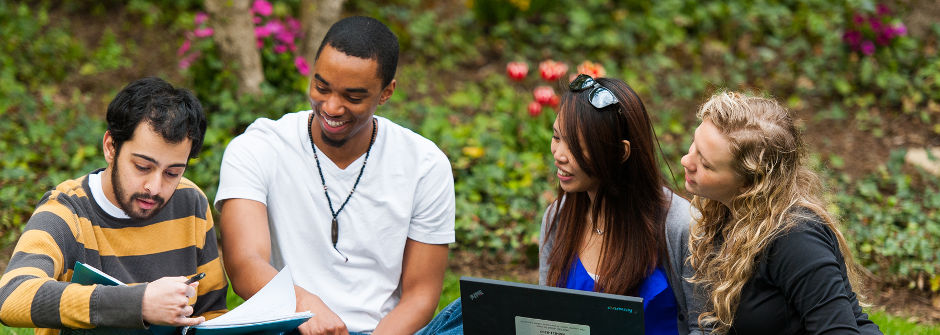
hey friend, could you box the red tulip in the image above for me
[506,61,528,81]
[539,60,568,82]
[533,86,556,105]
[528,101,543,117]
[548,94,560,108]
[576,60,606,79]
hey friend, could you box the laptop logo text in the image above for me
[607,306,635,314]
[469,290,484,300]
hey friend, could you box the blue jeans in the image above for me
[415,298,463,335]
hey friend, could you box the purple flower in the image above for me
[295,56,310,76]
[868,16,882,32]
[252,0,273,17]
[894,23,908,36]
[876,4,891,16]
[861,40,875,55]
[842,30,862,47]
[256,39,264,49]
[253,15,262,24]
[177,39,191,57]
[274,44,287,53]
[875,33,891,46]
[853,14,865,25]
[194,12,208,26]
[194,27,214,38]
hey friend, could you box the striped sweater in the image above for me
[0,171,228,334]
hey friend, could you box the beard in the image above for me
[111,158,166,220]
[320,131,349,148]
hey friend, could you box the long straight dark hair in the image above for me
[546,77,669,295]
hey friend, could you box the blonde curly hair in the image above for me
[686,92,860,334]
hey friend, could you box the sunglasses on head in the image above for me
[568,74,619,109]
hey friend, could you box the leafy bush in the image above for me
[827,151,940,293]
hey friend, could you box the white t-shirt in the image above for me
[215,111,456,332]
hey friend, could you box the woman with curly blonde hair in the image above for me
[680,92,881,334]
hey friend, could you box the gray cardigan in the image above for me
[538,190,709,335]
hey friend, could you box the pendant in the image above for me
[331,218,339,246]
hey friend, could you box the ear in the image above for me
[378,79,396,105]
[103,131,116,165]
[621,140,631,163]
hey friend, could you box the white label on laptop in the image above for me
[515,316,590,335]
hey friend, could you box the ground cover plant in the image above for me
[1,0,939,330]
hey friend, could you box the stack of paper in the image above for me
[183,267,313,334]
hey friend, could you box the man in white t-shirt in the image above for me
[215,16,455,335]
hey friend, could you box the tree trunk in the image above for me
[205,0,263,95]
[299,0,345,70]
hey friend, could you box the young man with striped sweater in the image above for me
[0,77,227,334]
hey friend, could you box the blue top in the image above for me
[565,258,679,335]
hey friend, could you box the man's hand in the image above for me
[296,286,348,335]
[142,277,205,326]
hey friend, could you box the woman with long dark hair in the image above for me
[418,75,704,334]
[538,74,702,334]
[682,92,881,334]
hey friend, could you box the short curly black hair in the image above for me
[106,76,207,159]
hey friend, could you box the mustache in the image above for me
[131,193,165,206]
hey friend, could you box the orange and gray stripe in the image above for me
[0,173,227,333]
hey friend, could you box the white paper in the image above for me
[200,266,307,326]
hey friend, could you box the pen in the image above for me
[185,272,206,284]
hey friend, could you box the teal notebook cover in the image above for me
[66,261,177,335]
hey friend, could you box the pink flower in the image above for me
[276,30,295,45]
[274,44,287,53]
[255,26,272,38]
[295,56,310,76]
[853,14,865,25]
[256,39,264,49]
[506,61,528,81]
[528,101,543,117]
[178,51,201,70]
[539,60,568,82]
[576,60,606,78]
[194,27,214,38]
[252,0,273,17]
[177,39,191,57]
[876,4,891,16]
[842,30,861,47]
[894,23,907,36]
[861,40,875,55]
[253,16,262,24]
[265,21,284,34]
[533,86,556,106]
[194,12,208,26]
[286,18,302,33]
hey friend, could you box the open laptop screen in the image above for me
[460,276,644,335]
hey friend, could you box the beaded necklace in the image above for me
[307,114,377,261]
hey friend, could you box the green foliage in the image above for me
[827,151,940,290]
[2,0,940,314]
[0,2,110,246]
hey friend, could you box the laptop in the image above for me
[460,276,644,335]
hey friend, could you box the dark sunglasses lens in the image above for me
[569,74,595,91]
[589,88,619,109]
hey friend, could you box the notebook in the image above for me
[460,276,644,335]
